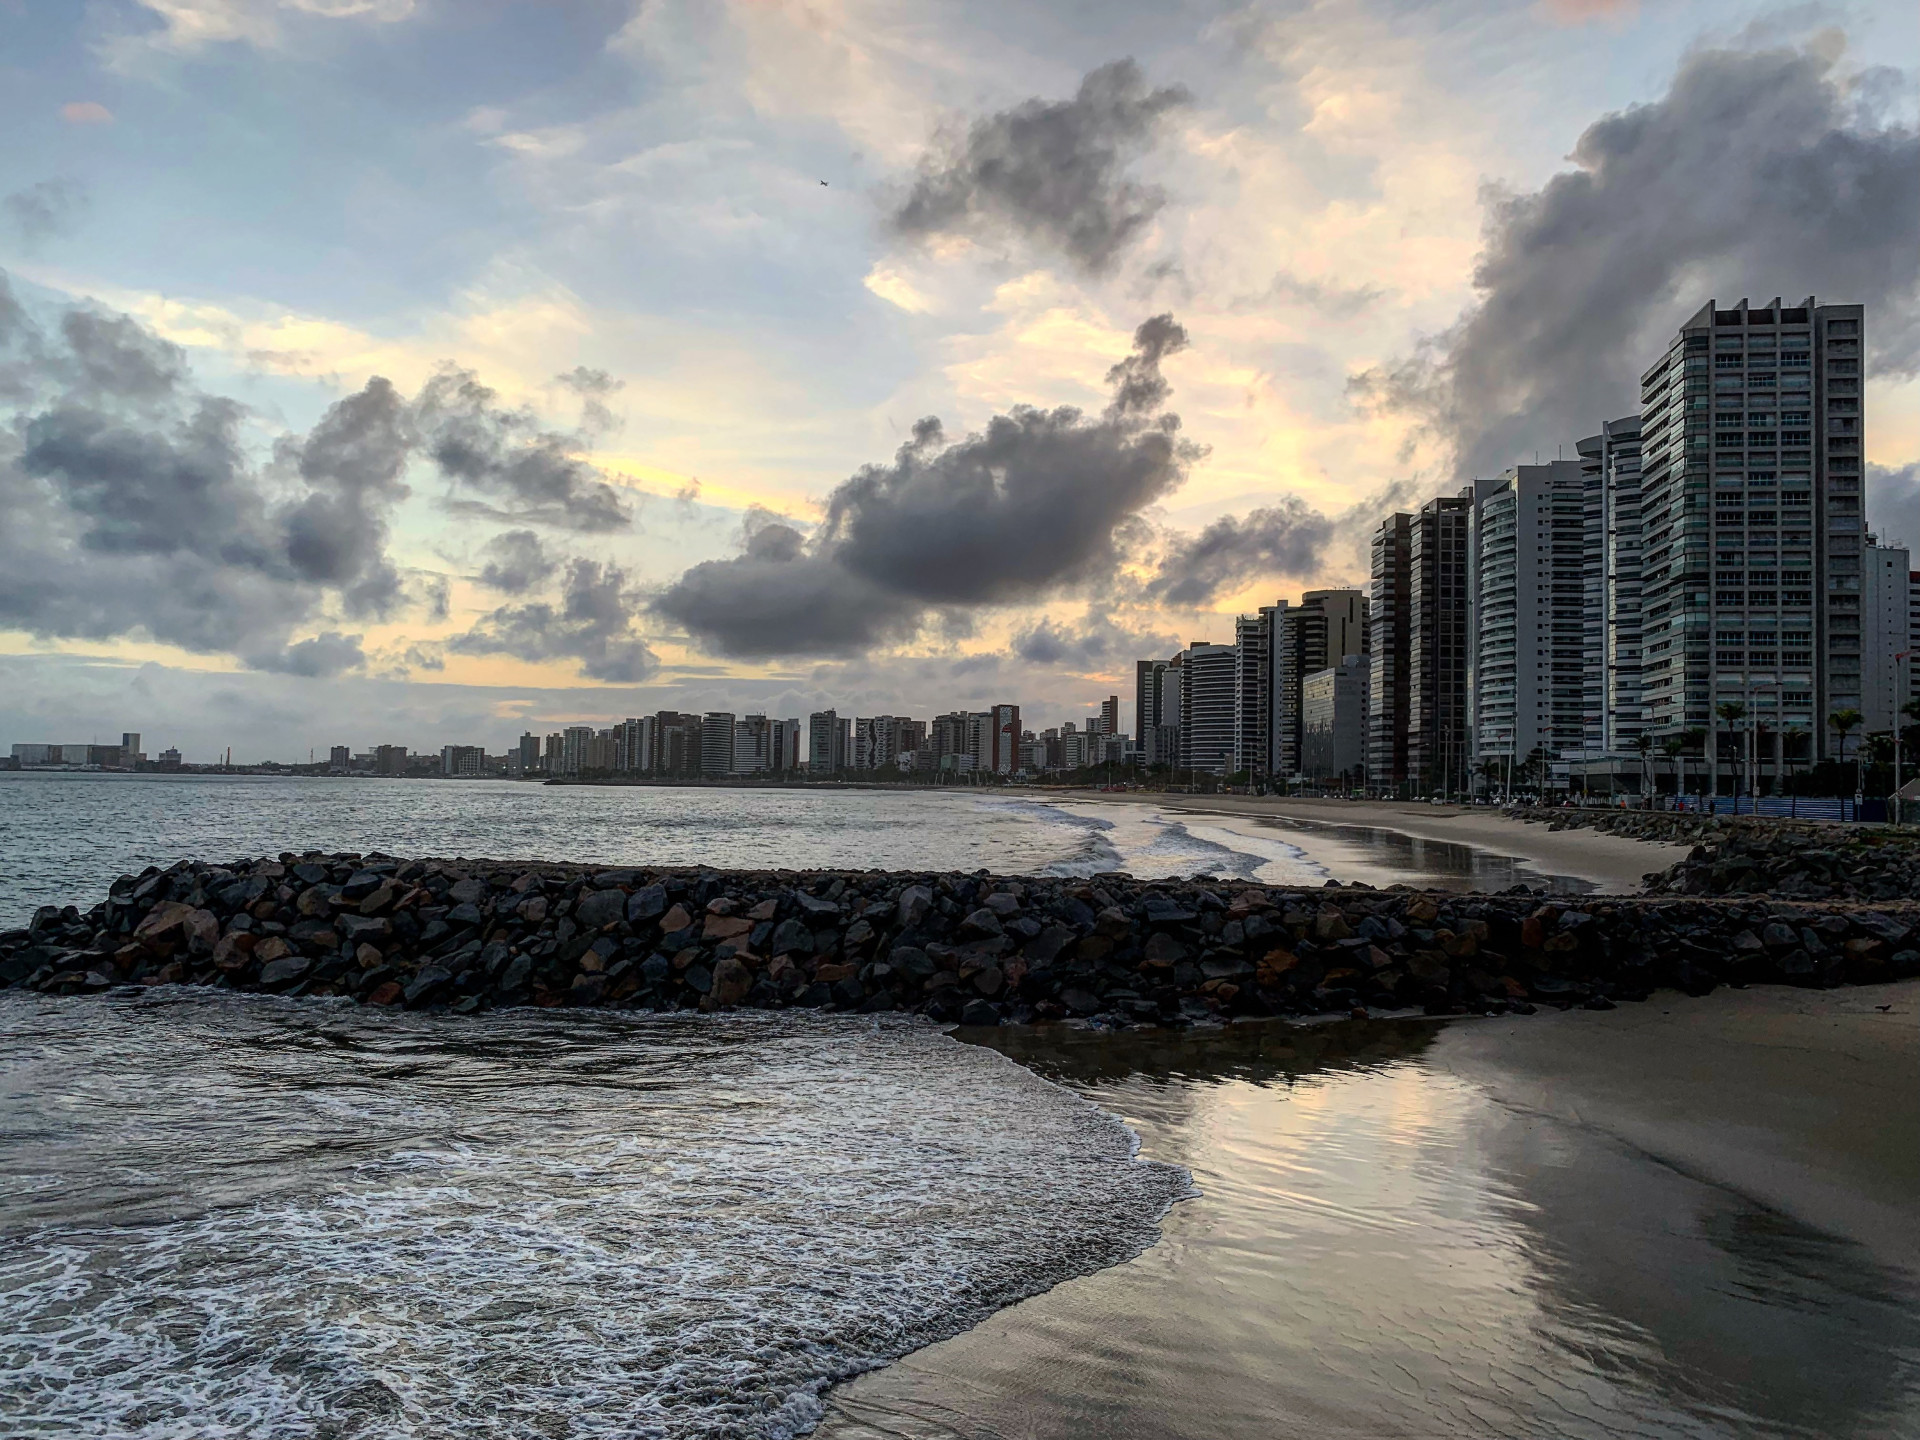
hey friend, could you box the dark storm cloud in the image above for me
[476,529,559,593]
[652,523,909,659]
[655,315,1203,658]
[452,558,660,683]
[3,179,89,250]
[415,365,633,531]
[0,273,419,675]
[1350,44,1920,475]
[1149,497,1335,608]
[278,376,415,619]
[1013,611,1175,668]
[892,59,1191,275]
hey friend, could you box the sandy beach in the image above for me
[819,981,1920,1438]
[1435,977,1920,1277]
[1061,792,1696,893]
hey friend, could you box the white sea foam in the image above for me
[0,992,1186,1439]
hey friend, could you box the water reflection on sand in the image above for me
[820,1016,1920,1440]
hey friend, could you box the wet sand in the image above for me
[817,982,1920,1439]
[1435,978,1920,1277]
[1062,792,1694,893]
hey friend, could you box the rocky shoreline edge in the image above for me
[4,854,1917,1024]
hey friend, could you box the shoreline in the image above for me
[1057,791,1697,894]
[819,984,1920,1437]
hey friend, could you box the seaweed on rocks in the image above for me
[4,850,1915,1024]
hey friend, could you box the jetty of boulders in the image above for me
[3,848,1915,1024]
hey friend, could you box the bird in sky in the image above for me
[820,180,828,186]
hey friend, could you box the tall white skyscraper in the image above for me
[1637,296,1865,766]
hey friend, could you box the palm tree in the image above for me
[1831,708,1864,804]
[1661,735,1686,804]
[1714,700,1747,809]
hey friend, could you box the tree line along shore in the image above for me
[4,822,1918,1024]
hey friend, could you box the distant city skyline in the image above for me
[2,4,1916,759]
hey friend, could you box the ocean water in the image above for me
[0,990,1186,1438]
[0,773,1571,928]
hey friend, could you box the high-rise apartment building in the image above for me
[700,713,736,774]
[517,732,541,774]
[1135,660,1176,765]
[986,704,1022,773]
[329,745,351,770]
[1637,297,1864,762]
[1863,544,1911,732]
[1408,496,1473,791]
[1301,655,1369,783]
[1273,590,1367,779]
[1469,461,1587,780]
[1234,609,1274,779]
[1577,416,1646,760]
[1179,643,1238,776]
[1368,515,1412,794]
[808,710,850,773]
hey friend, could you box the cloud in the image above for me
[0,271,415,674]
[1150,498,1336,608]
[106,0,416,60]
[59,103,115,125]
[476,529,559,593]
[1869,460,1920,553]
[253,630,366,677]
[452,558,661,683]
[3,181,90,249]
[655,314,1205,657]
[652,523,910,659]
[891,59,1191,275]
[1013,611,1178,669]
[415,365,635,531]
[1248,270,1384,319]
[1350,44,1920,475]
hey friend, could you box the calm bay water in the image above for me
[0,772,1574,929]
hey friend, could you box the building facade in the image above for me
[1637,296,1864,763]
[1368,514,1413,794]
[1301,655,1369,782]
[1407,495,1473,793]
[1179,643,1238,776]
[1468,461,1587,782]
[1273,590,1367,780]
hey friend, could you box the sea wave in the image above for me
[0,991,1188,1439]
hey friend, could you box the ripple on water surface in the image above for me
[0,991,1187,1439]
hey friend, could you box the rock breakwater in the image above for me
[1505,806,1920,902]
[5,854,1917,1023]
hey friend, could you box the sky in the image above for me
[2,0,1917,760]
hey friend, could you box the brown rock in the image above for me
[134,901,195,944]
[1404,897,1439,925]
[703,914,754,941]
[1520,916,1545,949]
[1142,933,1186,968]
[367,980,404,1006]
[211,935,253,972]
[578,951,606,973]
[297,888,332,918]
[747,898,778,921]
[1094,906,1133,938]
[660,904,692,933]
[360,884,399,916]
[355,943,384,969]
[706,896,737,915]
[1313,909,1353,942]
[253,936,293,965]
[813,962,856,984]
[710,955,752,1006]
